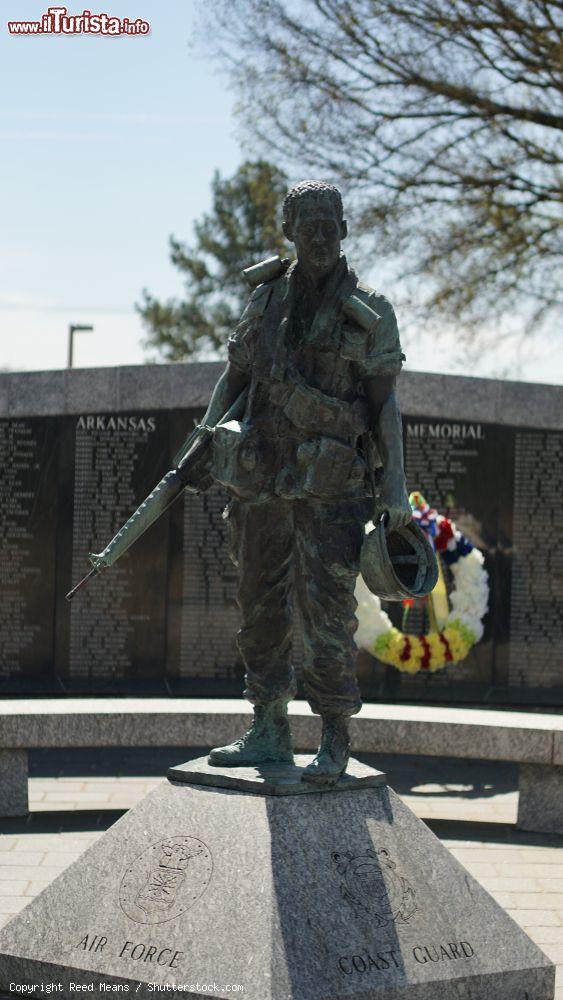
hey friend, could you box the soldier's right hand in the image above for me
[176,425,214,494]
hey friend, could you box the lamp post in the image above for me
[68,324,94,368]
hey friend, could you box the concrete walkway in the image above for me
[0,750,562,996]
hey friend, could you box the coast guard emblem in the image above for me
[332,848,416,926]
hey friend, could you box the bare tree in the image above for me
[201,0,563,345]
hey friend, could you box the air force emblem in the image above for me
[120,836,213,925]
[332,848,416,926]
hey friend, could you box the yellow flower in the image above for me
[443,622,473,664]
[427,632,446,671]
[373,618,477,674]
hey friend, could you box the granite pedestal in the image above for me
[168,752,387,795]
[0,756,554,999]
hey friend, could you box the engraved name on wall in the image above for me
[68,413,169,681]
[0,418,57,677]
[509,430,563,688]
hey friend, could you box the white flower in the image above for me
[354,576,392,649]
[446,549,488,639]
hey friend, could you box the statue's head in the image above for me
[282,180,347,277]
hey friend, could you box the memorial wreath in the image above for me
[355,492,489,674]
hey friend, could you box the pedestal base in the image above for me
[0,756,554,999]
[169,753,387,794]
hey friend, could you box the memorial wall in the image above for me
[0,362,562,703]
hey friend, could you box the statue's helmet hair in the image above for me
[282,180,343,231]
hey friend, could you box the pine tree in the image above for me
[138,160,290,361]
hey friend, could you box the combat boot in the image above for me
[301,714,350,785]
[208,700,294,767]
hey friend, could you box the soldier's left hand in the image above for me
[374,476,412,532]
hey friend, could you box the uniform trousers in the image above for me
[228,496,370,717]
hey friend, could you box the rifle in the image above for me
[66,388,248,601]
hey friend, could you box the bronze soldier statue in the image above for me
[70,179,419,785]
[196,180,412,783]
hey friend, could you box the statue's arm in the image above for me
[174,361,249,483]
[201,361,250,428]
[364,375,411,531]
[175,281,257,481]
[199,280,265,427]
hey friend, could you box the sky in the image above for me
[0,1,240,372]
[0,0,561,384]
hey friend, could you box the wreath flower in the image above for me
[355,492,489,674]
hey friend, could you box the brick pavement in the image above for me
[0,751,562,996]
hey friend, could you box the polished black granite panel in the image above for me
[1,401,562,702]
[0,418,58,684]
[372,416,514,699]
[54,412,172,689]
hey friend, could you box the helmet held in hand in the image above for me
[360,515,439,601]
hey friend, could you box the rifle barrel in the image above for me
[66,568,97,602]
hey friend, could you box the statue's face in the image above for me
[290,200,345,275]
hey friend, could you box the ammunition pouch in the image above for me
[212,421,366,503]
[212,366,370,501]
[270,375,369,443]
[296,436,366,500]
[211,420,274,502]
